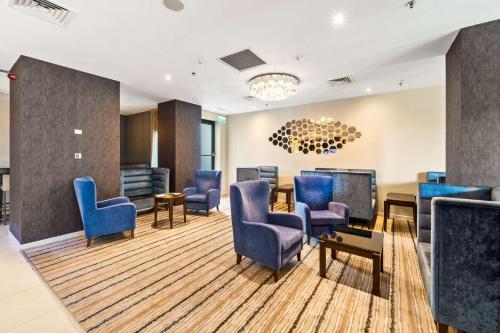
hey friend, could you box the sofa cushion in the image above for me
[269,224,303,251]
[131,197,154,212]
[310,210,345,225]
[417,242,431,300]
[124,181,153,191]
[186,194,208,203]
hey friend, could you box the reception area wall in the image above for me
[227,86,446,217]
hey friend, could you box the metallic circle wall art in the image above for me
[268,118,362,155]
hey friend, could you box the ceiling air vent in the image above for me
[328,76,355,87]
[219,49,266,72]
[9,0,75,26]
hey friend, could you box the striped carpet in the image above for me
[24,198,435,333]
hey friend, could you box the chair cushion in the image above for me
[269,224,303,251]
[310,210,345,225]
[186,194,208,203]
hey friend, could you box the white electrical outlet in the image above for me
[74,129,83,135]
[74,153,82,159]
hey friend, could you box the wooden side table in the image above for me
[383,192,417,232]
[319,229,384,296]
[271,184,294,212]
[154,193,187,229]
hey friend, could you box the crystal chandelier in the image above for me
[248,73,300,102]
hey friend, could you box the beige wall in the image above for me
[0,99,8,167]
[202,110,228,194]
[227,86,446,217]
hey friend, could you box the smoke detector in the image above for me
[9,0,75,26]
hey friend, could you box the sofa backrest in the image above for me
[120,167,169,198]
[418,183,491,244]
[302,169,375,221]
[259,166,278,189]
[236,167,260,182]
[426,171,446,183]
[430,197,500,333]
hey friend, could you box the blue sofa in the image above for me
[74,177,136,247]
[294,175,349,244]
[302,169,376,224]
[426,171,446,183]
[230,180,303,282]
[183,170,222,216]
[418,183,499,332]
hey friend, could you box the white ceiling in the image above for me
[0,0,499,114]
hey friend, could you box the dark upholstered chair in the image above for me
[74,177,136,247]
[230,180,303,282]
[183,170,222,216]
[294,176,349,244]
[418,183,499,332]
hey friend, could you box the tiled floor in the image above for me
[0,224,83,333]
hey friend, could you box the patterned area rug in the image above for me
[24,198,435,333]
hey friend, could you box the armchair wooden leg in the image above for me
[206,210,210,217]
[437,323,448,333]
[216,205,219,212]
[236,253,242,264]
[131,229,135,239]
[297,252,301,261]
[273,270,280,282]
[307,235,311,245]
[86,238,92,248]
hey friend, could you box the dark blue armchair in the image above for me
[74,177,136,247]
[183,170,222,216]
[294,176,349,244]
[230,180,303,282]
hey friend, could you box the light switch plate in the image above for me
[74,153,82,159]
[74,129,83,135]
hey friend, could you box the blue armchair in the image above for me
[183,170,222,216]
[294,176,349,244]
[74,177,136,247]
[230,180,303,282]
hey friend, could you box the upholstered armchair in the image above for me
[230,180,303,282]
[294,175,349,244]
[74,177,136,247]
[183,170,222,216]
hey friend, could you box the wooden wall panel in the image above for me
[10,56,120,244]
[158,100,201,191]
[123,111,151,165]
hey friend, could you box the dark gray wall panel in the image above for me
[10,56,120,244]
[158,100,201,191]
[120,115,127,163]
[446,19,500,187]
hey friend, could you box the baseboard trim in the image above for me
[20,230,84,250]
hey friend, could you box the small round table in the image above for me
[154,193,187,229]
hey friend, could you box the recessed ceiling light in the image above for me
[332,12,345,26]
[365,88,372,93]
[163,0,184,11]
[165,74,172,81]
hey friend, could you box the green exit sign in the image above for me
[217,116,227,124]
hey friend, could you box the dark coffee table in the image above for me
[154,193,187,229]
[383,192,417,232]
[271,184,294,212]
[319,228,384,296]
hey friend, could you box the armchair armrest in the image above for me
[329,202,349,221]
[207,188,221,206]
[84,203,136,237]
[183,187,198,196]
[241,220,281,269]
[97,197,130,209]
[268,212,303,231]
